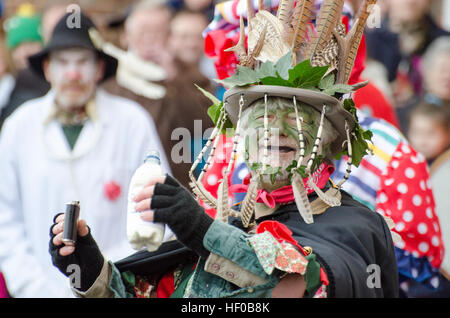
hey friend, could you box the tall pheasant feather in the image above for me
[337,0,378,83]
[190,180,218,210]
[307,0,344,60]
[292,173,314,224]
[239,173,260,228]
[277,0,296,31]
[307,175,341,207]
[246,0,255,31]
[215,177,230,223]
[291,0,314,52]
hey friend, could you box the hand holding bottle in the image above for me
[134,174,213,258]
[127,150,170,251]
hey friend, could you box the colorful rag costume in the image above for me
[201,114,444,297]
[200,0,444,298]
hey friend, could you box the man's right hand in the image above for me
[50,213,89,256]
[49,213,104,292]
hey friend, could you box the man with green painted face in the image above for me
[239,97,339,213]
[48,0,399,298]
[48,91,399,298]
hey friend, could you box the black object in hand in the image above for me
[49,213,104,292]
[62,201,80,246]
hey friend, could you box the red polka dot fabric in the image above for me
[199,135,234,218]
[376,142,444,268]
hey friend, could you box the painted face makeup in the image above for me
[244,98,319,164]
[240,98,325,190]
[45,47,102,111]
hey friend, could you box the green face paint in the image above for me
[241,97,325,191]
[244,98,320,166]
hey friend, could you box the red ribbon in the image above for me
[230,163,335,209]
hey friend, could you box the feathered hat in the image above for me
[192,0,377,226]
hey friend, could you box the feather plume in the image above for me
[258,0,264,11]
[307,175,341,207]
[225,15,251,66]
[277,0,296,32]
[246,0,256,31]
[240,173,259,228]
[383,215,403,244]
[249,24,267,59]
[248,10,290,63]
[291,0,314,52]
[337,0,378,83]
[310,22,345,68]
[216,177,230,222]
[292,173,314,224]
[310,187,341,215]
[189,179,217,209]
[308,0,344,60]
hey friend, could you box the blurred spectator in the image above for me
[349,36,400,128]
[103,0,213,188]
[407,102,450,166]
[169,10,207,66]
[421,37,450,106]
[168,9,217,81]
[361,57,395,106]
[41,0,71,44]
[396,37,450,133]
[169,0,214,20]
[4,3,43,71]
[0,12,168,297]
[0,44,15,122]
[0,3,50,130]
[365,0,449,113]
[124,0,177,80]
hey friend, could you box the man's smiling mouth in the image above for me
[267,146,296,153]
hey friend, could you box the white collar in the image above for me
[40,90,104,161]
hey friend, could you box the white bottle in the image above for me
[127,150,170,251]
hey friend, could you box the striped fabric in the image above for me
[333,112,406,211]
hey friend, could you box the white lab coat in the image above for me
[0,89,170,297]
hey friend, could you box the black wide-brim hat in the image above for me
[29,12,117,82]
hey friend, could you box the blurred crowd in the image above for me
[363,0,450,166]
[0,0,448,298]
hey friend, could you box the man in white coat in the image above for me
[0,12,169,297]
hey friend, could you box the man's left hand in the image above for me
[134,174,213,257]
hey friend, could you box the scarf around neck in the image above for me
[230,163,335,209]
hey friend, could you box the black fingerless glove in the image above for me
[49,214,104,292]
[151,175,214,258]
